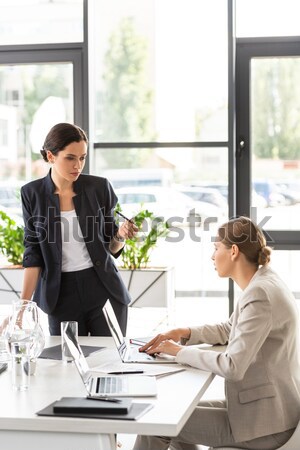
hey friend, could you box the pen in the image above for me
[86,396,121,403]
[115,210,135,224]
[107,370,144,375]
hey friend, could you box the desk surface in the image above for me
[0,336,214,437]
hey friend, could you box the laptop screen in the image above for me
[102,299,126,352]
[63,325,91,386]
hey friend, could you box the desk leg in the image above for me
[0,430,116,450]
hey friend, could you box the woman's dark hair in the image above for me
[217,216,272,266]
[40,123,88,162]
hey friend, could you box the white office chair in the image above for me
[209,419,300,450]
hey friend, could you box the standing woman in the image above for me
[134,216,300,450]
[20,123,137,336]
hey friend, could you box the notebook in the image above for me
[63,325,157,397]
[53,397,132,414]
[37,400,154,421]
[102,299,176,364]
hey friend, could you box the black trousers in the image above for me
[48,267,128,336]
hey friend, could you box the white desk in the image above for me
[0,336,214,450]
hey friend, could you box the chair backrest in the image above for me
[278,419,300,449]
[210,419,300,450]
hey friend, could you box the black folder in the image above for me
[53,397,132,414]
[37,400,153,421]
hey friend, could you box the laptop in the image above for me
[102,299,176,364]
[63,324,157,397]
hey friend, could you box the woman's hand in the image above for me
[145,339,183,357]
[117,219,138,240]
[139,328,191,356]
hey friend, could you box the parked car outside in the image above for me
[253,180,286,207]
[0,182,23,217]
[188,183,267,209]
[177,186,228,211]
[275,181,300,205]
[194,182,228,200]
[116,186,225,227]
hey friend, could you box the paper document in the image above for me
[92,362,185,378]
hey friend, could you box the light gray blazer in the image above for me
[176,265,300,442]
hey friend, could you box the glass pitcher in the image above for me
[6,300,45,372]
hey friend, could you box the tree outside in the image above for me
[99,17,154,169]
[252,57,300,161]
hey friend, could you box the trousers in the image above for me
[133,400,294,450]
[48,267,128,336]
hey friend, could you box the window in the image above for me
[0,0,84,45]
[236,0,300,38]
[91,1,230,317]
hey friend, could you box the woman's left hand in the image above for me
[144,339,183,357]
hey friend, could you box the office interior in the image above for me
[1,0,300,336]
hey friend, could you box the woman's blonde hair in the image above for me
[217,216,272,266]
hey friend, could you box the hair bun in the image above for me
[258,245,272,266]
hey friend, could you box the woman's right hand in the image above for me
[138,328,191,353]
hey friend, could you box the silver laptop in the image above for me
[63,325,157,397]
[102,299,176,364]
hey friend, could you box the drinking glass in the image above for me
[0,314,10,362]
[61,321,78,363]
[11,341,31,391]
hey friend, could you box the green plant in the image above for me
[0,210,24,265]
[115,205,169,270]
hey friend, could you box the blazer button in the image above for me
[95,261,101,267]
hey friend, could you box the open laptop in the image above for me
[102,299,176,364]
[63,324,157,397]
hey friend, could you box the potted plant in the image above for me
[115,206,175,309]
[0,210,24,301]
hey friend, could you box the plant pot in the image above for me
[119,266,175,309]
[0,266,23,304]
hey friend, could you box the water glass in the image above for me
[0,315,11,363]
[61,321,78,363]
[11,341,31,391]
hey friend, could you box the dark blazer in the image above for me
[21,171,131,314]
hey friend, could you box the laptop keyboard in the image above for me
[96,376,127,394]
[128,347,154,361]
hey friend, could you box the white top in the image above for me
[60,209,93,272]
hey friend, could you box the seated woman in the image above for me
[134,216,300,450]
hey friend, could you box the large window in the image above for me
[1,0,299,321]
[236,1,300,308]
[90,0,230,316]
[92,0,228,143]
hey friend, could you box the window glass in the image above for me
[236,0,300,37]
[93,0,228,142]
[0,62,74,215]
[250,57,300,230]
[93,146,229,315]
[0,0,83,45]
